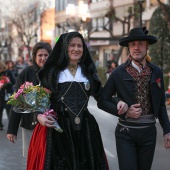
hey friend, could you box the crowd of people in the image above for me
[0,27,169,170]
[105,59,118,79]
[0,56,30,130]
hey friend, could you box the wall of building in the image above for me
[88,0,170,67]
[40,8,55,45]
[54,0,170,67]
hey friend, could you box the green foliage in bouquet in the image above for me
[7,82,63,133]
[7,82,51,113]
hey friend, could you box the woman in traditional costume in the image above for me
[27,32,128,170]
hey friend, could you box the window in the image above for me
[68,0,77,5]
[97,18,103,31]
[56,0,68,12]
[104,17,109,30]
[92,18,97,30]
[91,0,103,2]
[92,17,107,31]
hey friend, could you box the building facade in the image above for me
[40,8,55,46]
[54,0,170,67]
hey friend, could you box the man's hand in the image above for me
[126,104,142,118]
[117,101,128,115]
[164,133,170,149]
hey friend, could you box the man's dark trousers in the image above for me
[115,124,157,170]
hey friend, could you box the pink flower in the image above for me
[0,76,11,88]
[156,78,161,83]
[43,87,51,93]
[14,89,24,99]
[1,79,6,85]
[5,77,10,83]
[156,78,161,88]
[20,82,33,89]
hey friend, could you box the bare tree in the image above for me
[0,15,14,60]
[104,2,140,61]
[0,0,52,59]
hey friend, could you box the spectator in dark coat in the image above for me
[7,42,52,157]
[0,60,16,130]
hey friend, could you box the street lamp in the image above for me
[66,1,90,22]
[137,0,144,27]
[65,1,91,39]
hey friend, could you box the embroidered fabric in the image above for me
[57,82,89,130]
[126,64,153,115]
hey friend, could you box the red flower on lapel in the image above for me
[156,78,161,88]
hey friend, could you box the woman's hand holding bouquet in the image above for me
[7,82,63,133]
[37,109,63,133]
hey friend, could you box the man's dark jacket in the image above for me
[98,59,170,135]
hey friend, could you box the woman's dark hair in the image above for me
[32,42,52,60]
[5,60,15,69]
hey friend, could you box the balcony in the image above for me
[113,0,134,7]
[55,10,69,23]
[89,0,110,17]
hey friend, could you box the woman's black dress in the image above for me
[44,82,109,170]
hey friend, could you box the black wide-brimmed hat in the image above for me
[119,27,157,47]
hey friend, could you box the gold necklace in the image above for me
[60,82,88,125]
[68,64,78,77]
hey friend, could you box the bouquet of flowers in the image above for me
[0,75,11,88]
[7,82,63,133]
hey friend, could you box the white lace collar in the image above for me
[58,65,89,83]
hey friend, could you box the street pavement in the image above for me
[88,98,170,170]
[0,112,26,170]
[152,104,170,170]
[0,100,170,170]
